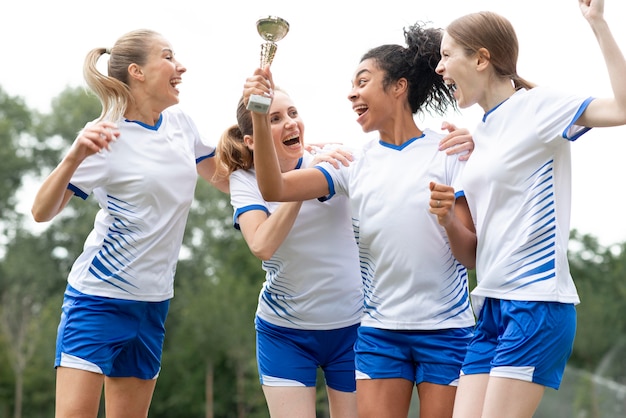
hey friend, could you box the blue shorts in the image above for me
[354,326,473,386]
[255,316,359,392]
[462,298,576,389]
[55,285,169,379]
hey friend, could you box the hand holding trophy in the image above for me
[247,16,290,113]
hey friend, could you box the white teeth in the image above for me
[354,105,368,115]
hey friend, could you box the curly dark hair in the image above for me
[360,21,456,116]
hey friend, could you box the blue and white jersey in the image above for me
[316,129,475,330]
[230,152,363,330]
[463,86,593,313]
[66,106,215,302]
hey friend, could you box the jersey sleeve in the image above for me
[533,86,593,143]
[67,122,110,200]
[229,170,270,230]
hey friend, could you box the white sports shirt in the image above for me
[230,152,363,330]
[317,130,476,330]
[463,86,593,313]
[66,106,215,302]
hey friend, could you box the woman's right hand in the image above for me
[69,121,120,162]
[242,66,275,111]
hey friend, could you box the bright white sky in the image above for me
[4,0,626,246]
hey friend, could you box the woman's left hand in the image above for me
[439,121,474,161]
[308,145,354,168]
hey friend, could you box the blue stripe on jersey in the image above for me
[87,195,143,293]
[233,204,269,230]
[259,258,303,325]
[504,159,558,291]
[68,183,89,200]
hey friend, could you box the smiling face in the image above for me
[135,35,187,112]
[436,32,480,110]
[267,90,305,170]
[348,58,396,134]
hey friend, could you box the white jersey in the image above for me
[463,87,593,313]
[317,130,475,330]
[230,152,363,330]
[66,106,215,302]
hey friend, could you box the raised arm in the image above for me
[31,121,119,222]
[577,0,626,127]
[245,68,330,202]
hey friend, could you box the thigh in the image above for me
[55,366,104,418]
[262,386,317,418]
[417,382,457,418]
[356,378,413,418]
[482,376,544,418]
[452,374,489,418]
[104,376,157,418]
[327,387,358,418]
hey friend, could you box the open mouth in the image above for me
[444,79,457,94]
[283,135,300,146]
[354,104,368,116]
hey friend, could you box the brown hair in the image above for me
[445,12,534,90]
[83,29,162,121]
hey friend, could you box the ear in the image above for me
[243,134,254,150]
[393,77,409,98]
[476,48,491,72]
[128,63,145,82]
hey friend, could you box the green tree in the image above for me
[0,228,65,417]
[0,87,32,256]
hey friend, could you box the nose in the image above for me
[284,117,296,128]
[176,60,187,74]
[435,60,443,75]
[347,87,357,102]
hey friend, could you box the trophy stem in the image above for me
[260,42,278,68]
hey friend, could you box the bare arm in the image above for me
[31,121,119,222]
[429,182,477,269]
[577,0,626,127]
[197,158,229,194]
[245,68,330,202]
[238,202,303,261]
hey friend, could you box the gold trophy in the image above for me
[247,16,290,113]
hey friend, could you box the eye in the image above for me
[270,115,281,124]
[288,109,298,118]
[358,78,367,86]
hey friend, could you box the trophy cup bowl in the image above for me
[247,16,290,113]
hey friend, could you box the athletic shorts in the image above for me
[55,285,169,379]
[461,298,576,390]
[354,326,473,386]
[255,316,359,392]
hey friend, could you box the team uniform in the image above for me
[316,130,475,386]
[55,106,215,378]
[230,151,363,391]
[461,86,593,389]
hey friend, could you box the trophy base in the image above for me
[247,94,272,113]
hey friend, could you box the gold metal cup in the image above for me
[247,16,290,113]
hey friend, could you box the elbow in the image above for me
[250,247,274,262]
[31,207,51,223]
[259,188,281,202]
